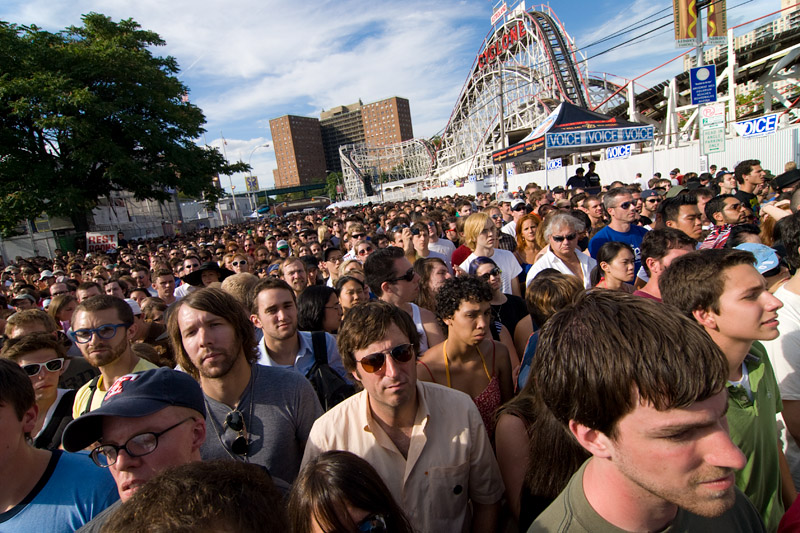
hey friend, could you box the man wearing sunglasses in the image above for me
[639,189,663,224]
[61,368,206,533]
[0,359,119,532]
[70,296,157,418]
[588,187,650,277]
[343,224,369,261]
[303,301,504,533]
[500,199,527,239]
[364,247,444,354]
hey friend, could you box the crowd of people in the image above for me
[3,157,800,532]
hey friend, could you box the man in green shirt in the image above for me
[662,248,796,532]
[530,291,764,532]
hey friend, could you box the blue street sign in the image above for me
[690,66,717,106]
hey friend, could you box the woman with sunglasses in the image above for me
[469,257,527,338]
[458,212,523,297]
[525,213,596,289]
[1,333,74,450]
[289,450,415,533]
[229,253,250,274]
[419,276,513,437]
[591,241,636,292]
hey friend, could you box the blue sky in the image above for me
[0,0,783,192]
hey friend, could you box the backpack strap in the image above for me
[80,375,102,416]
[311,331,328,366]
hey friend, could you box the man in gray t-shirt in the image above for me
[167,287,322,486]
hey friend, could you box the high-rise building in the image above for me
[269,97,414,183]
[269,115,327,188]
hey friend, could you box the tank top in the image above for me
[409,303,429,353]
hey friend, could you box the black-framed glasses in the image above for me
[480,267,502,281]
[357,344,415,373]
[388,268,415,283]
[69,323,131,344]
[616,201,635,210]
[357,514,388,533]
[90,417,195,467]
[231,260,247,267]
[552,233,577,242]
[223,410,249,456]
[22,358,65,377]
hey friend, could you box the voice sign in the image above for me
[735,114,779,138]
[605,144,632,160]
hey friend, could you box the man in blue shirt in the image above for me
[0,359,118,532]
[588,187,649,276]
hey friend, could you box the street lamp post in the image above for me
[248,143,270,214]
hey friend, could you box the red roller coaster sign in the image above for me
[477,20,527,70]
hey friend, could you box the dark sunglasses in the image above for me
[616,201,634,210]
[357,344,414,373]
[351,233,366,240]
[357,514,388,533]
[22,358,65,377]
[552,233,577,242]
[480,267,502,280]
[223,410,249,456]
[357,247,374,255]
[388,268,415,283]
[410,228,422,236]
[645,198,662,203]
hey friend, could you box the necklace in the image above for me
[203,364,256,462]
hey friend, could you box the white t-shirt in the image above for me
[459,249,522,294]
[501,220,517,238]
[762,284,800,490]
[525,247,597,289]
[428,238,456,259]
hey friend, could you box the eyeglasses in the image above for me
[351,233,366,240]
[615,201,635,210]
[325,303,343,312]
[90,417,195,467]
[69,323,130,343]
[231,261,247,267]
[21,358,65,377]
[388,268,415,283]
[223,410,249,456]
[357,343,415,373]
[357,247,374,256]
[512,203,526,211]
[552,233,577,242]
[645,198,662,203]
[480,267,502,281]
[357,514,388,533]
[490,214,503,220]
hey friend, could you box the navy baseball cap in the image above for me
[62,368,205,452]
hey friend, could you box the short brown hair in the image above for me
[74,294,134,325]
[1,332,67,362]
[0,358,35,422]
[248,277,296,314]
[533,290,728,438]
[101,460,287,533]
[660,249,755,316]
[221,273,260,308]
[6,309,59,337]
[337,301,420,373]
[525,271,584,327]
[168,288,258,380]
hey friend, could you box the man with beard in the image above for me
[280,257,308,298]
[168,288,321,486]
[250,278,346,378]
[530,291,764,532]
[70,296,157,418]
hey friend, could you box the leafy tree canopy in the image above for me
[0,13,248,236]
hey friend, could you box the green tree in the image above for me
[0,13,247,236]
[325,171,342,200]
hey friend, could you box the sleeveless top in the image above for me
[418,342,500,437]
[409,303,429,353]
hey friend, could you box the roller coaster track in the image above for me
[526,10,588,108]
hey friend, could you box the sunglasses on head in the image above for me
[388,268,415,283]
[480,267,502,280]
[223,410,249,456]
[22,358,65,377]
[552,233,577,242]
[357,344,415,373]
